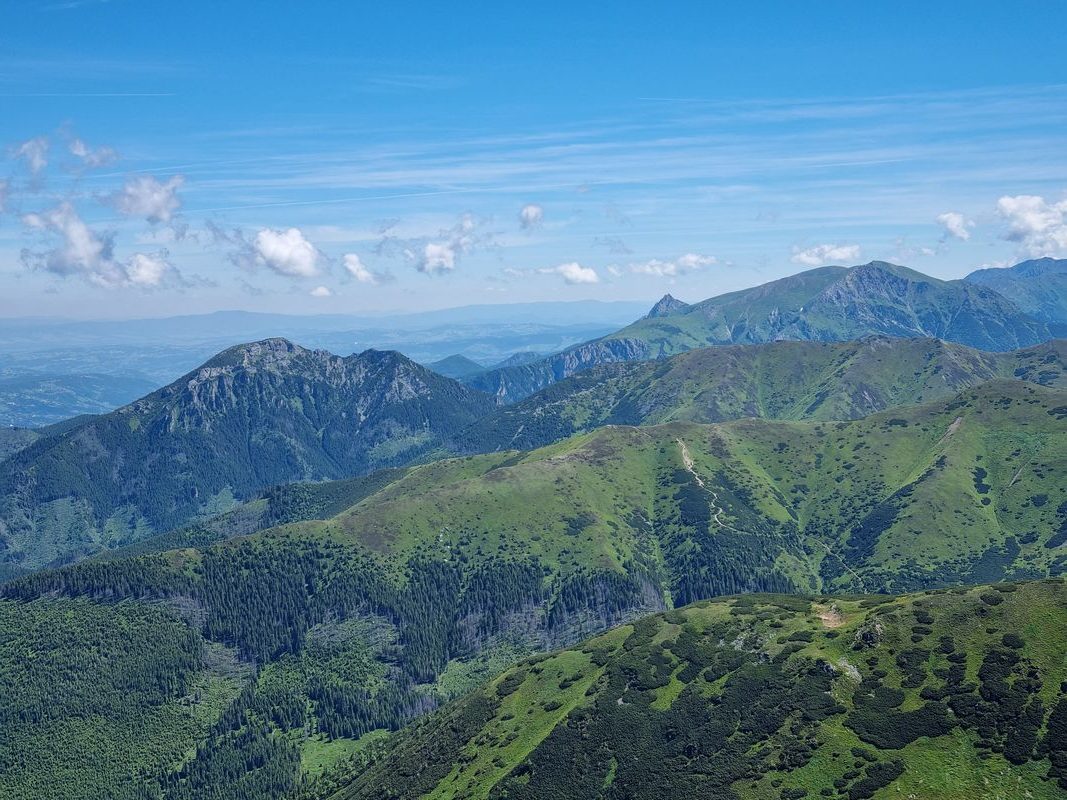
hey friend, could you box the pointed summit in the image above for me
[645,293,690,319]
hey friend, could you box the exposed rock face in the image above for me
[465,337,651,403]
[465,261,1054,403]
[645,293,690,319]
[0,339,495,568]
[966,257,1067,328]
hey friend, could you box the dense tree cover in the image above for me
[0,599,207,800]
[657,467,798,605]
[333,582,1067,800]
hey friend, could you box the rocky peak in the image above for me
[645,293,690,319]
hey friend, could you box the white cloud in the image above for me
[414,213,480,275]
[421,241,457,273]
[996,194,1067,256]
[936,211,974,241]
[519,203,543,229]
[12,137,49,175]
[540,261,600,285]
[112,175,184,223]
[630,252,717,277]
[20,202,177,288]
[343,253,384,285]
[68,137,117,169]
[310,285,333,297]
[790,243,861,267]
[124,252,172,287]
[253,227,321,277]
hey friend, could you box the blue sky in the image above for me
[2,1,1067,318]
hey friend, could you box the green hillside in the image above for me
[468,262,1053,402]
[0,338,493,569]
[4,379,1066,798]
[465,337,1067,452]
[334,579,1067,800]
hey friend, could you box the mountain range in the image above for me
[467,261,1057,401]
[965,257,1067,331]
[0,339,493,568]
[3,257,1067,798]
[3,376,1067,798]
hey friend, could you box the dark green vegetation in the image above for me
[966,258,1067,332]
[467,261,1054,401]
[0,371,158,427]
[0,426,38,461]
[3,377,1067,797]
[426,354,487,379]
[0,598,249,800]
[0,339,493,569]
[465,336,1067,452]
[334,580,1067,800]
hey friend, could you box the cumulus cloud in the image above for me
[68,137,117,169]
[519,203,543,229]
[996,194,1067,256]
[12,137,49,175]
[421,241,458,273]
[112,175,184,223]
[630,252,717,277]
[374,214,491,276]
[539,262,600,285]
[790,243,861,267]
[124,252,173,287]
[936,211,974,241]
[309,285,333,297]
[343,253,386,285]
[20,201,177,288]
[253,227,321,277]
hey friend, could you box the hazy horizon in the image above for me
[3,3,1067,319]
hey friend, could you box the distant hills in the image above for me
[0,372,158,427]
[965,257,1067,332]
[468,261,1057,401]
[3,257,1067,799]
[0,339,493,568]
[5,378,1067,797]
[465,336,1067,452]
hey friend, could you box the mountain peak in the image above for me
[645,293,690,319]
[206,337,311,369]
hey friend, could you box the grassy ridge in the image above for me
[464,337,1067,452]
[334,579,1067,800]
[2,379,1066,798]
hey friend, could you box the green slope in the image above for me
[467,262,1053,402]
[333,579,1067,800]
[0,338,493,569]
[3,380,1067,798]
[465,337,1067,452]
